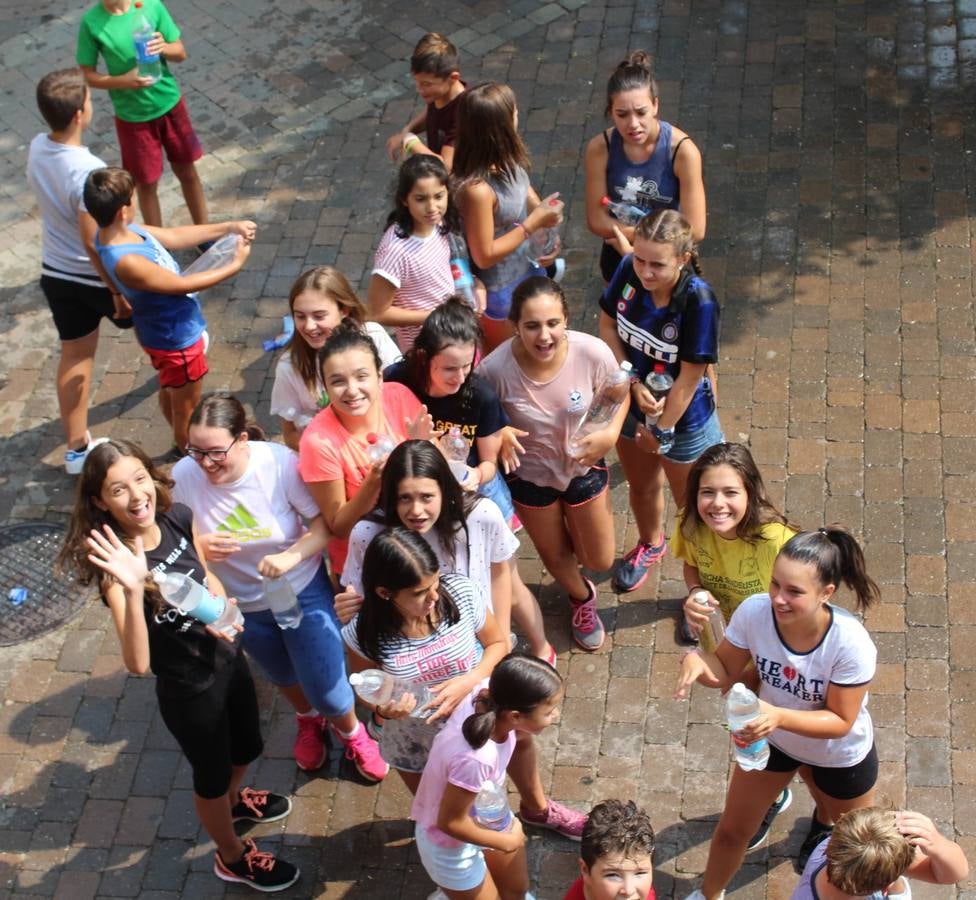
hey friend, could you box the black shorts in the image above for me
[157,651,263,799]
[41,273,133,342]
[766,742,878,801]
[600,242,624,283]
[506,461,609,510]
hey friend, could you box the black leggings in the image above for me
[158,652,263,799]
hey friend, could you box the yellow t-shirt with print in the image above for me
[669,520,797,622]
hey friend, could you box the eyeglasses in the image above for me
[185,435,239,463]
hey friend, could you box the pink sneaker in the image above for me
[294,713,327,771]
[518,799,587,841]
[332,723,389,782]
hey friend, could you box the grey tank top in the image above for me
[471,166,535,290]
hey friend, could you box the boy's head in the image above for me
[827,808,915,896]
[410,33,460,104]
[579,800,655,900]
[84,167,135,228]
[36,68,91,132]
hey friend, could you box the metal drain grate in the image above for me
[0,523,93,647]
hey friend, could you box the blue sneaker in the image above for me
[612,537,667,593]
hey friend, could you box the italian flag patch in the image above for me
[621,283,635,301]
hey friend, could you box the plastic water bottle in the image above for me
[447,232,478,309]
[472,780,513,831]
[643,362,674,427]
[693,590,725,653]
[529,196,563,263]
[568,361,633,457]
[601,195,646,226]
[132,1,162,84]
[366,433,396,465]
[440,427,470,483]
[349,668,433,718]
[282,407,314,429]
[182,233,242,276]
[726,682,769,771]
[153,571,243,638]
[262,576,302,629]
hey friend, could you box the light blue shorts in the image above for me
[621,408,724,464]
[414,825,487,892]
[483,262,544,321]
[478,468,516,522]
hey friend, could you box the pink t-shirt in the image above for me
[411,680,516,848]
[372,225,454,351]
[478,331,618,490]
[297,381,421,572]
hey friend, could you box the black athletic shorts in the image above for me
[41,273,133,342]
[766,741,878,800]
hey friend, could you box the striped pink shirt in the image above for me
[372,225,454,350]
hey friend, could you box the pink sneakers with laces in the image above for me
[570,578,605,651]
[332,722,389,782]
[294,713,327,771]
[519,799,587,841]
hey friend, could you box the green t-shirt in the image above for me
[670,519,797,622]
[77,0,182,122]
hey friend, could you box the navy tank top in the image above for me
[604,121,681,215]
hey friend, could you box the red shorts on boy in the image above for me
[114,97,202,185]
[145,332,208,388]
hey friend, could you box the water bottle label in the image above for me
[732,734,767,755]
[450,257,474,289]
[134,36,160,64]
[191,591,225,625]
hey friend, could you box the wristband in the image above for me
[681,646,702,660]
[515,221,531,242]
[686,584,703,594]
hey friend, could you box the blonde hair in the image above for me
[826,808,915,896]
[633,209,702,276]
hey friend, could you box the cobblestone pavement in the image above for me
[1,0,975,896]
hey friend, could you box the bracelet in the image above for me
[515,221,531,242]
[681,646,702,660]
[686,584,703,594]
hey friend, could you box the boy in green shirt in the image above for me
[77,0,207,228]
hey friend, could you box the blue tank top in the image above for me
[604,121,680,216]
[97,224,206,351]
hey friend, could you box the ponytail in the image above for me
[779,526,881,611]
[189,392,265,441]
[604,50,658,115]
[460,652,562,749]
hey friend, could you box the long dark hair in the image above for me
[386,154,460,238]
[452,82,530,184]
[188,393,265,442]
[376,440,478,571]
[404,297,481,409]
[778,526,881,612]
[356,527,461,665]
[57,440,174,588]
[508,275,569,325]
[680,443,794,544]
[462,652,562,749]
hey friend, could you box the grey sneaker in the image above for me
[570,579,605,651]
[747,787,792,850]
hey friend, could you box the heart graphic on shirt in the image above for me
[783,666,797,681]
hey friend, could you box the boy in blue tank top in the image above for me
[83,166,255,454]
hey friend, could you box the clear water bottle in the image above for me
[366,433,396,465]
[447,232,478,309]
[472,779,513,831]
[262,576,302,629]
[529,196,563,263]
[600,195,646,226]
[349,668,433,718]
[693,590,725,653]
[440,427,470,483]
[132,1,162,84]
[152,570,243,638]
[282,406,314,429]
[726,682,769,771]
[182,233,242,276]
[568,361,633,457]
[643,362,674,427]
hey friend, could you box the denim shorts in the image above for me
[478,468,516,521]
[621,408,724,464]
[240,564,354,718]
[484,262,544,321]
[506,461,609,510]
[415,825,487,892]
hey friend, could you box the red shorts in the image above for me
[145,333,208,388]
[115,97,203,185]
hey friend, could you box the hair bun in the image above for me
[623,50,653,73]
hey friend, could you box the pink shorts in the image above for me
[144,333,208,389]
[115,97,203,185]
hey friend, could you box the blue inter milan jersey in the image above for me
[599,257,720,432]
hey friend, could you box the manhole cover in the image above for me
[0,523,94,647]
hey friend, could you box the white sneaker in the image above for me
[427,891,449,900]
[64,434,109,475]
[549,257,566,283]
[687,891,724,900]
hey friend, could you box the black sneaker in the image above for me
[214,838,300,892]
[231,787,292,824]
[795,815,833,873]
[747,788,792,850]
